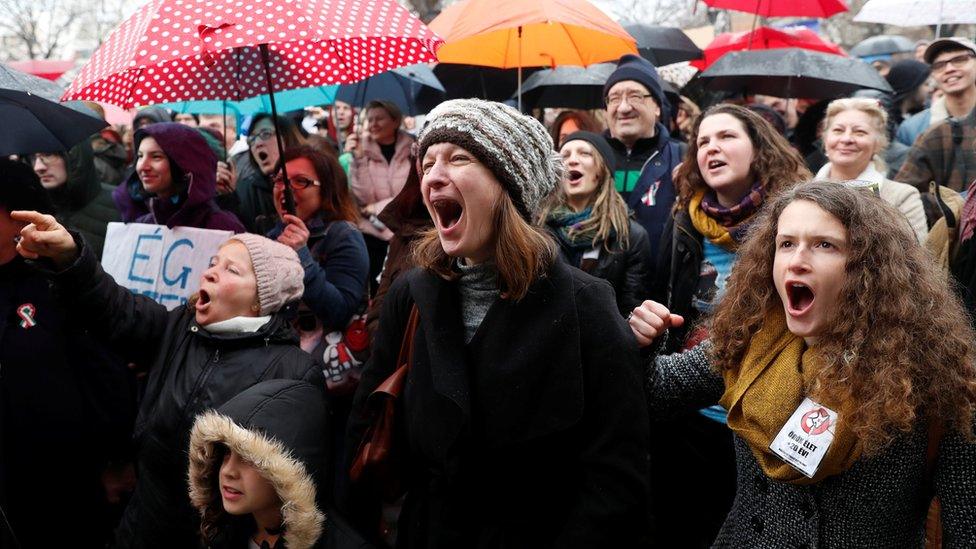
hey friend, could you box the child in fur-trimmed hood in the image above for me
[189,379,371,549]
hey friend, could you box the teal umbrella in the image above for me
[158,85,339,116]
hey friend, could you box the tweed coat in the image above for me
[646,344,976,549]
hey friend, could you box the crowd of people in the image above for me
[3,34,976,549]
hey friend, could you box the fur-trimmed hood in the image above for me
[189,380,329,549]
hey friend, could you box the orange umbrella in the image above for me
[429,0,637,109]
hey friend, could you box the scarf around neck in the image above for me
[546,206,602,250]
[688,181,764,251]
[718,308,861,484]
[204,315,272,334]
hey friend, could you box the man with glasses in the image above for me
[602,54,683,265]
[896,38,976,193]
[896,37,976,147]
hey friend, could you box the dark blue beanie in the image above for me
[561,131,617,174]
[603,54,666,109]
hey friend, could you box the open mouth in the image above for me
[786,282,815,314]
[567,170,584,183]
[432,198,463,231]
[707,160,727,170]
[257,151,269,163]
[221,485,242,499]
[197,289,212,312]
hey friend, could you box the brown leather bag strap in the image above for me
[397,304,420,370]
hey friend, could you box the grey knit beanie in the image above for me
[417,98,562,220]
[228,233,304,315]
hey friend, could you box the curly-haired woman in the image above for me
[631,180,976,548]
[650,103,811,546]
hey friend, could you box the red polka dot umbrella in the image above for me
[62,0,441,214]
[61,0,442,109]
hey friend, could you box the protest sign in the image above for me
[101,223,233,310]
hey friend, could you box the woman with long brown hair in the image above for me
[651,103,811,546]
[631,181,976,547]
[661,103,811,349]
[344,99,650,548]
[538,131,652,315]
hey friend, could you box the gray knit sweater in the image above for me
[647,343,976,548]
[456,260,499,343]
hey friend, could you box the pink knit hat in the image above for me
[227,233,304,315]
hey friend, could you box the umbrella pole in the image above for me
[259,43,295,216]
[747,0,760,50]
[936,0,944,37]
[221,100,228,161]
[518,25,523,112]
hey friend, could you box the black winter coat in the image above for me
[548,219,653,316]
[648,211,738,547]
[232,150,277,233]
[0,257,132,547]
[47,236,322,549]
[652,209,703,353]
[345,261,650,548]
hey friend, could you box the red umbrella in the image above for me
[691,26,844,70]
[62,0,442,109]
[701,0,848,18]
[63,0,441,214]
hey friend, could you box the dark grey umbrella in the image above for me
[0,64,65,101]
[0,88,107,155]
[518,63,615,110]
[434,63,543,103]
[0,63,102,118]
[623,24,703,66]
[849,35,915,58]
[336,64,445,115]
[699,48,893,99]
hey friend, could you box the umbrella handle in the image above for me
[259,43,295,216]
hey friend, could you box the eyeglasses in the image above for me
[247,128,276,145]
[31,153,61,166]
[272,174,320,189]
[606,93,654,108]
[931,53,976,73]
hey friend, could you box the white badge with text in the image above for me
[769,397,838,478]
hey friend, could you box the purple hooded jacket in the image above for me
[113,123,244,232]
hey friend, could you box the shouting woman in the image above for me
[11,211,321,548]
[539,131,652,316]
[631,181,976,548]
[345,99,650,548]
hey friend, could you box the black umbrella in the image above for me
[849,35,915,58]
[519,64,616,110]
[0,89,107,156]
[623,24,703,66]
[336,64,445,115]
[433,63,542,103]
[0,64,100,118]
[699,48,893,99]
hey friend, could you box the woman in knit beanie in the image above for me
[345,98,651,548]
[11,212,325,547]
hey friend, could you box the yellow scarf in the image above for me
[688,190,736,251]
[719,308,861,484]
